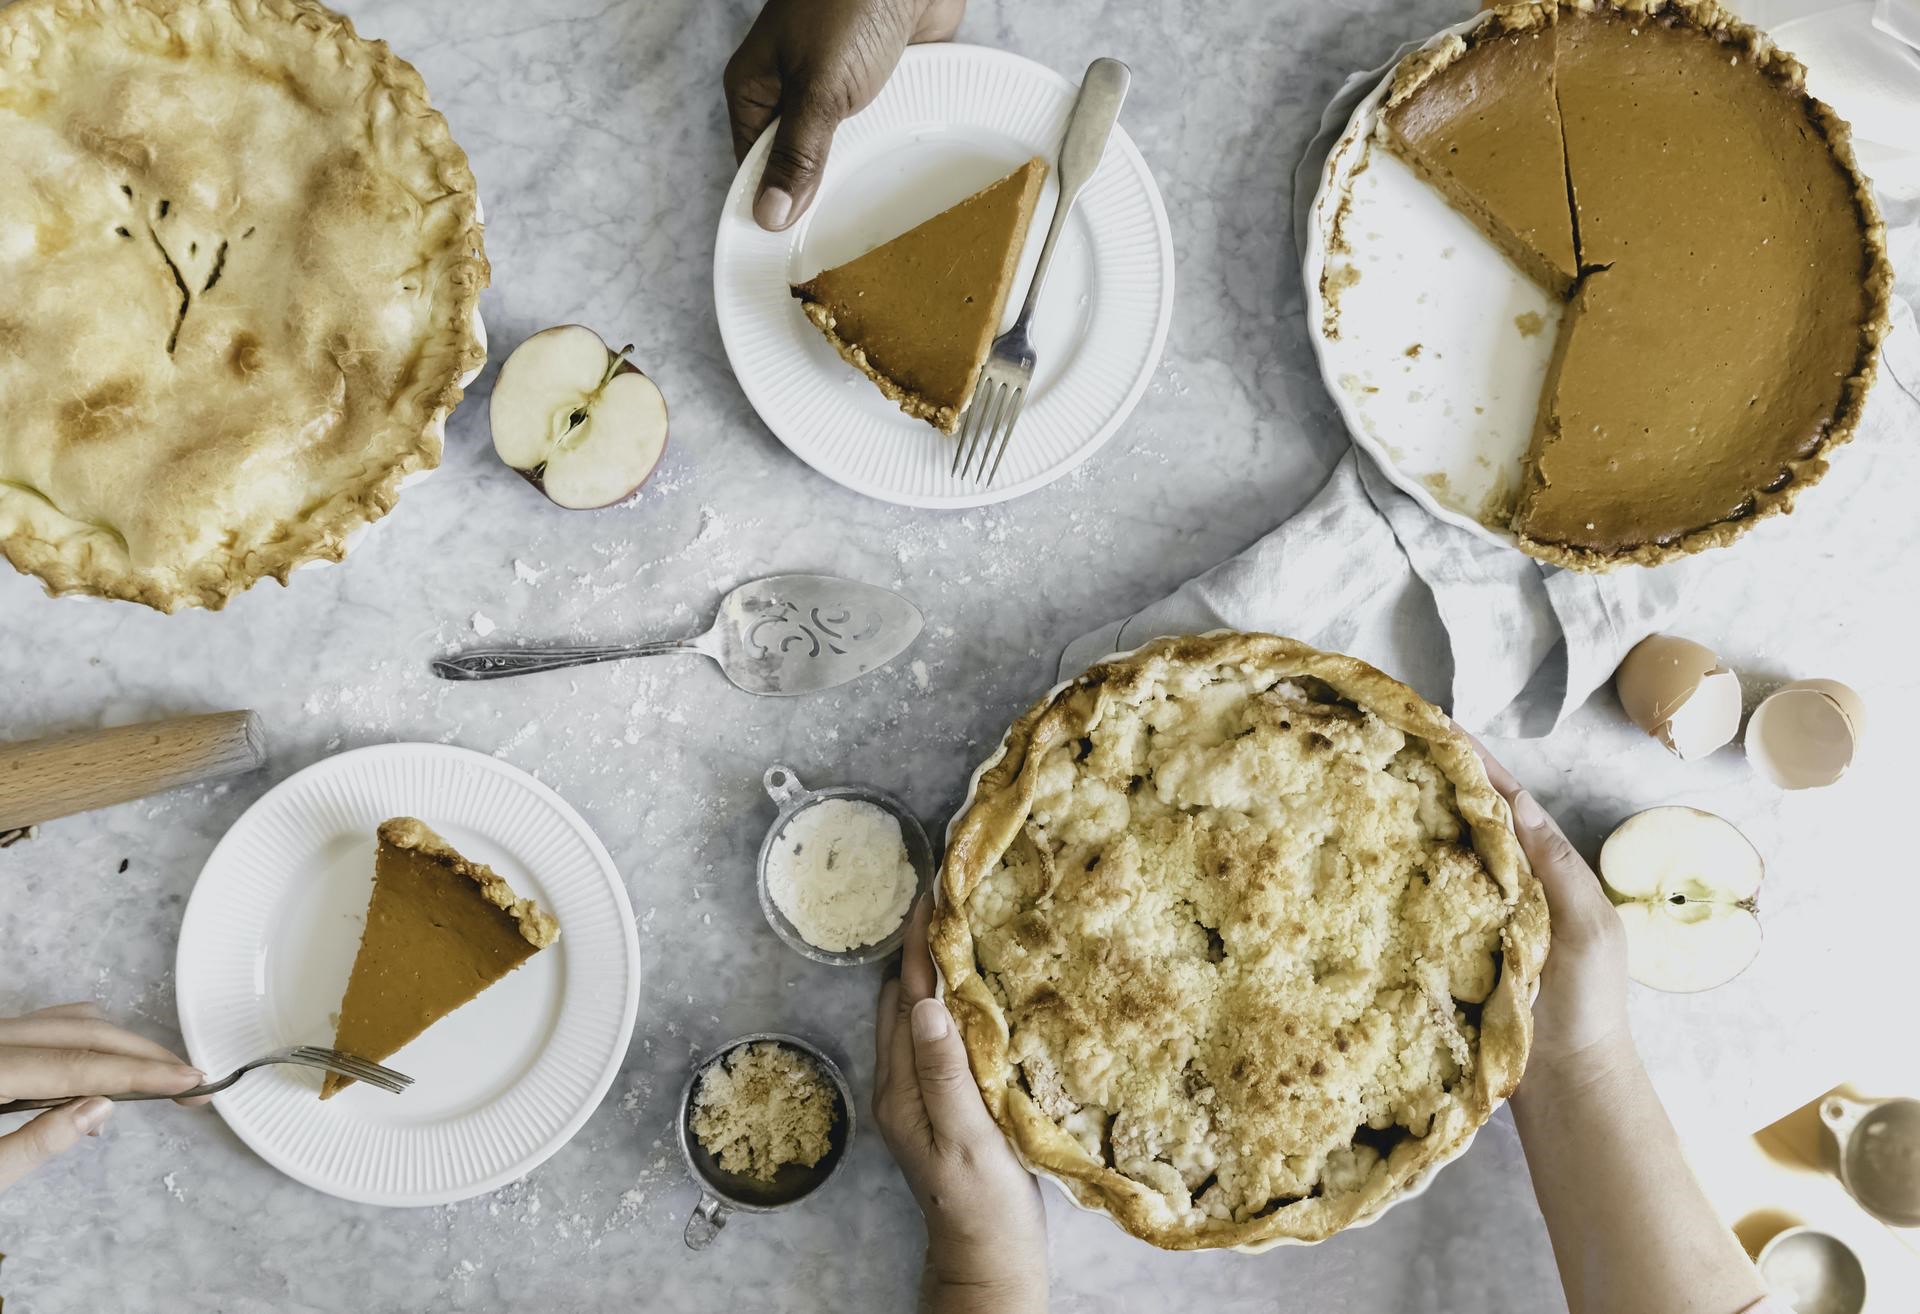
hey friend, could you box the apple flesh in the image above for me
[1598,806,1764,993]
[490,325,668,509]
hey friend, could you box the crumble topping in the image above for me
[965,663,1510,1224]
[690,1042,836,1183]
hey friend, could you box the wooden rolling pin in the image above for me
[0,711,267,830]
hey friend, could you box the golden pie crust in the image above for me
[0,0,489,611]
[930,633,1549,1249]
[1377,0,1891,569]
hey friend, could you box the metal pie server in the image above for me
[431,574,922,694]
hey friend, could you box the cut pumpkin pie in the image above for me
[791,158,1048,434]
[322,818,558,1099]
[1378,0,1892,568]
[1380,2,1577,297]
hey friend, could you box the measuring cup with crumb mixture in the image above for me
[756,764,934,965]
[677,1033,854,1249]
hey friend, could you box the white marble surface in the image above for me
[2,0,1918,1310]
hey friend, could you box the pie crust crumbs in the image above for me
[931,633,1549,1249]
[690,1042,837,1183]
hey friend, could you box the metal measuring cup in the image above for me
[1821,1093,1920,1226]
[1756,1227,1867,1314]
[756,764,935,966]
[677,1033,855,1250]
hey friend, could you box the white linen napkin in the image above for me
[1062,35,1920,737]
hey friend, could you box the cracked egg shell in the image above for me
[1614,635,1743,760]
[1747,679,1865,790]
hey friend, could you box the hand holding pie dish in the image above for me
[930,633,1550,1249]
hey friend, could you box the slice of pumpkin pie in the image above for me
[792,158,1047,434]
[322,818,558,1098]
[1379,0,1578,296]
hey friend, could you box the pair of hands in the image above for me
[0,1003,205,1192]
[726,0,965,230]
[870,740,1636,1305]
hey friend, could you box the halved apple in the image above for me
[490,325,668,509]
[1599,806,1764,993]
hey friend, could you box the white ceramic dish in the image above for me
[1301,9,1557,551]
[176,743,640,1207]
[935,632,1510,1251]
[714,44,1174,508]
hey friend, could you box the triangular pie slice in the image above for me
[322,818,559,1099]
[1378,1,1578,295]
[792,157,1048,434]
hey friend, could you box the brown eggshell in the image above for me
[1747,679,1864,790]
[1614,635,1742,759]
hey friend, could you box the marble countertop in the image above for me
[3,0,1918,1310]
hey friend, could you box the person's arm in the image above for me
[0,1001,206,1191]
[724,0,965,230]
[873,898,1047,1314]
[1473,744,1767,1314]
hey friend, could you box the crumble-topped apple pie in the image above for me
[0,0,488,610]
[930,633,1548,1249]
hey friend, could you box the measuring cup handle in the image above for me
[1822,1094,1868,1141]
[684,1193,732,1250]
[763,764,808,807]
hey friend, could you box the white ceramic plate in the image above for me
[176,743,640,1207]
[935,633,1480,1252]
[714,44,1174,508]
[1302,10,1557,550]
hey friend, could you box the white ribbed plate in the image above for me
[714,44,1174,508]
[176,744,640,1207]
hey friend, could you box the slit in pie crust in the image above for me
[930,633,1550,1249]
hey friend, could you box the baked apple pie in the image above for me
[0,0,488,610]
[931,633,1549,1249]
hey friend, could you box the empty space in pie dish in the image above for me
[1308,79,1563,542]
[784,126,1096,411]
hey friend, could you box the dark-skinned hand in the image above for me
[725,0,966,230]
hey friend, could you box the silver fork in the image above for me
[954,57,1133,486]
[0,1045,412,1114]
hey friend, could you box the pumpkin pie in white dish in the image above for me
[0,0,488,610]
[931,632,1548,1249]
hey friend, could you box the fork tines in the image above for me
[296,1046,414,1092]
[952,376,1027,485]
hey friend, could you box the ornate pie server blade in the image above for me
[430,574,923,695]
